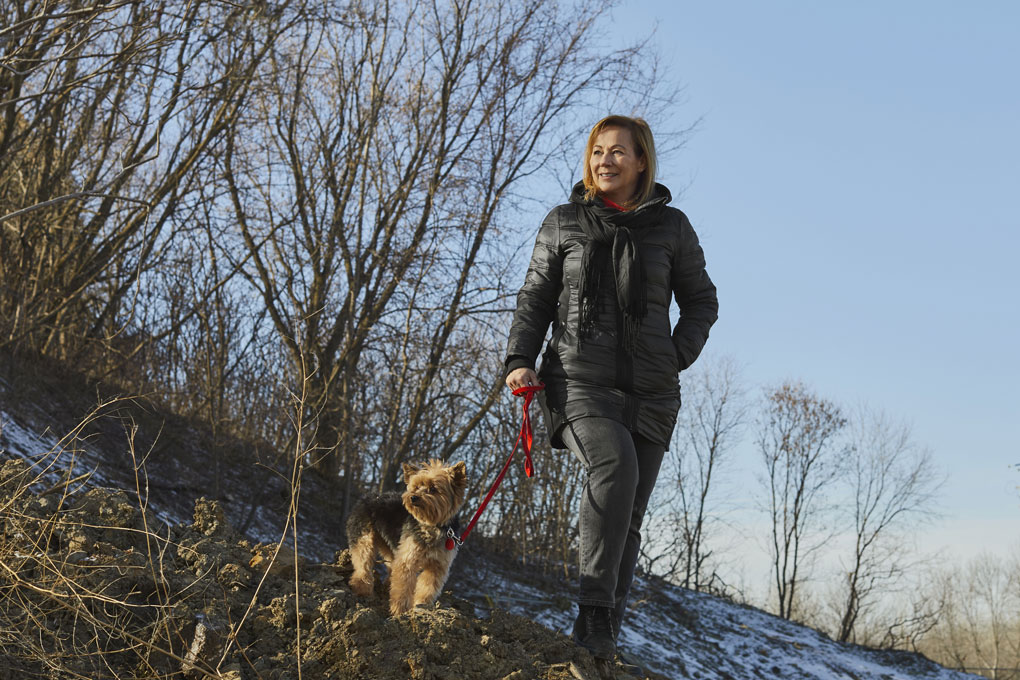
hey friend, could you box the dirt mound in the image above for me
[0,459,639,679]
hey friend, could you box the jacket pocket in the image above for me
[548,323,565,353]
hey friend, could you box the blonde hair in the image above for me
[582,115,657,207]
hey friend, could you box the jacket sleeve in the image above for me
[671,213,719,370]
[504,207,564,372]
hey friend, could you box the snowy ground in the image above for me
[455,554,981,680]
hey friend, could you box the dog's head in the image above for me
[401,459,468,526]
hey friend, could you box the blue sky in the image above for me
[592,2,1020,569]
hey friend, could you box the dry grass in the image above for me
[0,374,330,680]
[0,404,234,679]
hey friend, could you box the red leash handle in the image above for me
[446,384,544,550]
[511,383,542,478]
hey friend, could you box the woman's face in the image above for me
[588,126,646,205]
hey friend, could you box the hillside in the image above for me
[0,365,982,680]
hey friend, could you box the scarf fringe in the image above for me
[575,203,648,355]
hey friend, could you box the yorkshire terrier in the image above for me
[346,459,468,616]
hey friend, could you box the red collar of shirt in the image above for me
[601,196,629,211]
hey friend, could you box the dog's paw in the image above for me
[413,601,438,611]
[348,576,373,598]
[389,590,416,616]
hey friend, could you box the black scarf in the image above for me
[574,200,652,354]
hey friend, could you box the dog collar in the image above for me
[438,515,461,535]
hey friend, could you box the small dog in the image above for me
[346,459,468,616]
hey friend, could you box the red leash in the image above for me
[446,384,543,550]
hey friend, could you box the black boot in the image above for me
[573,604,616,660]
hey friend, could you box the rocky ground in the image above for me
[0,458,656,680]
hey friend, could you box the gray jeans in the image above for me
[561,417,666,626]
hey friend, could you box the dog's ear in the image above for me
[402,462,421,482]
[450,461,467,489]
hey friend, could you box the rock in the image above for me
[192,497,231,537]
[181,613,225,678]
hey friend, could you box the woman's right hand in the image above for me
[505,367,540,392]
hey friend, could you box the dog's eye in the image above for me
[427,485,436,494]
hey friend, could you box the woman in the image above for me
[504,115,718,660]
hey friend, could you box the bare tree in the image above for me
[218,0,663,513]
[833,406,943,643]
[916,553,1020,679]
[757,381,847,620]
[641,356,747,592]
[0,0,291,372]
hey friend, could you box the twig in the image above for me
[38,472,92,497]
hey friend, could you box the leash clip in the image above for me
[445,527,463,551]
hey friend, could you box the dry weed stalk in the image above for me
[214,362,320,679]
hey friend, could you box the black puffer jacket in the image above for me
[505,182,718,447]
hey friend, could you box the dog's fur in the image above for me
[346,459,468,616]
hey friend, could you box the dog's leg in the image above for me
[412,557,449,608]
[388,545,419,616]
[348,532,377,598]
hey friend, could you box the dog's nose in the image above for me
[410,495,420,504]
